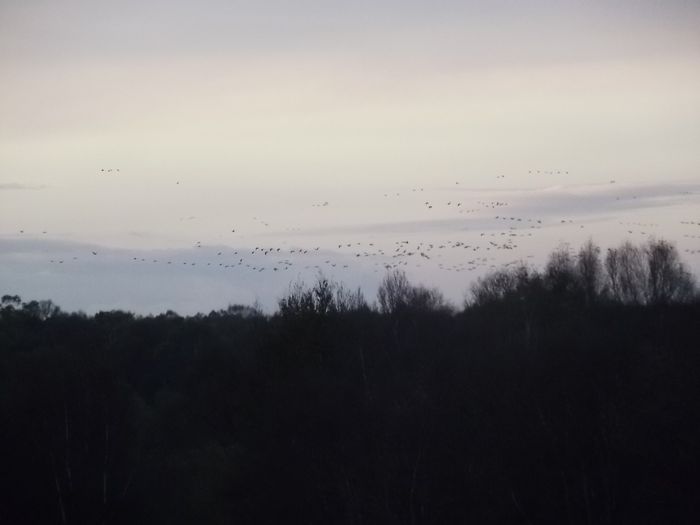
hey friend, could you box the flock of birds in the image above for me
[9,168,700,281]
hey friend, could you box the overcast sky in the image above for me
[2,1,699,313]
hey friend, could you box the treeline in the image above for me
[472,238,695,309]
[1,238,699,524]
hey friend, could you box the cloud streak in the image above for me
[291,181,700,237]
[0,183,46,190]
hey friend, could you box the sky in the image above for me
[1,0,700,314]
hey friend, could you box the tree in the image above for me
[312,276,335,315]
[377,269,412,314]
[22,299,61,320]
[277,274,367,317]
[544,244,580,297]
[1,294,21,308]
[645,239,695,304]
[604,239,696,305]
[605,242,646,304]
[334,285,368,314]
[469,264,532,306]
[278,281,316,317]
[378,269,450,314]
[576,239,603,305]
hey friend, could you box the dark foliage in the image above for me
[1,240,698,524]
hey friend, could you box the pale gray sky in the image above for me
[1,1,699,313]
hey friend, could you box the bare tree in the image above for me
[545,243,579,296]
[605,242,647,304]
[335,285,368,313]
[378,269,450,314]
[576,239,603,305]
[313,275,336,315]
[604,239,695,305]
[278,281,315,316]
[377,269,413,314]
[645,239,695,304]
[469,264,532,306]
[408,286,451,313]
[604,247,621,301]
[279,274,368,316]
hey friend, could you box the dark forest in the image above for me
[1,239,699,524]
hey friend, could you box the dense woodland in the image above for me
[1,239,699,524]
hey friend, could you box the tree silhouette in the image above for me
[576,239,603,306]
[1,238,698,524]
[378,269,450,314]
[645,238,695,304]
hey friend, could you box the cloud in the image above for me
[504,181,700,216]
[291,181,700,237]
[0,183,46,190]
